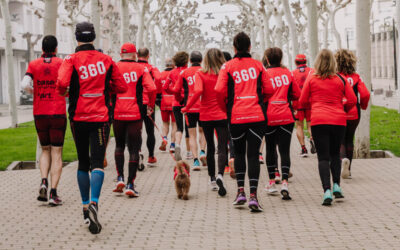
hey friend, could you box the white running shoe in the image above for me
[341,158,351,179]
[265,180,278,195]
[186,151,194,160]
[210,180,218,191]
[280,181,291,200]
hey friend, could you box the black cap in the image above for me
[75,22,96,43]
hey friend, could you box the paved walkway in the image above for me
[0,105,34,129]
[1,116,400,249]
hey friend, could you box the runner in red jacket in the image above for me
[21,35,66,206]
[112,43,156,197]
[182,48,229,196]
[292,54,316,157]
[299,49,357,206]
[57,22,127,234]
[173,51,206,170]
[215,32,274,212]
[335,49,370,179]
[261,48,301,200]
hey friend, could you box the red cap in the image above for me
[295,54,307,62]
[120,43,137,54]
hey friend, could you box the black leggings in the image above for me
[202,120,229,178]
[70,121,110,172]
[228,124,235,159]
[173,106,189,138]
[230,122,265,194]
[265,123,294,181]
[143,105,155,157]
[340,119,360,170]
[311,125,346,192]
[113,120,142,185]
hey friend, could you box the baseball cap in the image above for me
[295,54,307,62]
[75,22,96,43]
[120,43,137,54]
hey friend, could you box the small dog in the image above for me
[174,160,191,200]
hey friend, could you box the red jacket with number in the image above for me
[299,74,357,126]
[292,64,312,110]
[172,64,202,113]
[57,44,127,122]
[114,60,156,121]
[159,68,174,111]
[265,67,301,126]
[163,66,188,107]
[215,54,274,124]
[339,73,370,121]
[137,60,161,106]
[183,70,227,121]
[26,54,66,116]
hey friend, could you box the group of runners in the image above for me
[22,21,370,234]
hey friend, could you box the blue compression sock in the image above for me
[90,169,105,204]
[77,170,90,205]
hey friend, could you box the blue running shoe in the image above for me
[322,189,333,206]
[248,194,263,212]
[333,183,344,199]
[232,191,247,206]
[192,159,201,171]
[199,151,207,166]
[125,183,139,197]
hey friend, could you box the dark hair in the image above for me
[190,51,202,63]
[138,48,149,58]
[233,32,251,53]
[173,51,189,67]
[263,47,283,67]
[75,22,96,42]
[42,35,58,53]
[223,51,232,61]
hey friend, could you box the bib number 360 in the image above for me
[232,67,257,84]
[79,61,106,80]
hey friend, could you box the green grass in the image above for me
[370,106,400,156]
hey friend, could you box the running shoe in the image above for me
[138,153,145,171]
[333,183,344,199]
[199,151,207,166]
[288,171,293,178]
[322,189,333,206]
[310,139,317,154]
[185,151,193,160]
[216,175,227,196]
[37,183,48,202]
[228,158,236,179]
[159,140,167,151]
[300,145,308,158]
[113,176,125,193]
[210,179,218,191]
[125,183,139,197]
[259,153,264,164]
[248,194,263,212]
[265,180,278,195]
[49,193,63,206]
[175,146,182,161]
[274,171,281,184]
[169,144,175,153]
[103,158,108,168]
[224,166,230,173]
[88,202,102,234]
[280,180,291,200]
[83,208,90,225]
[232,191,247,206]
[192,159,201,171]
[147,156,157,167]
[341,158,351,179]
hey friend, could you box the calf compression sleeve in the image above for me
[90,169,104,204]
[77,170,90,205]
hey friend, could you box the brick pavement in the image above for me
[1,117,400,249]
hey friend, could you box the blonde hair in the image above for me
[314,49,337,79]
[335,49,357,75]
[202,48,225,75]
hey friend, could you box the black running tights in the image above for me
[143,105,155,157]
[340,119,360,170]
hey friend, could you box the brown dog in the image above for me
[174,160,191,200]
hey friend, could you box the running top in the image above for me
[265,67,301,126]
[25,54,66,116]
[172,64,202,113]
[159,68,174,111]
[182,70,227,121]
[57,44,127,122]
[137,60,161,106]
[114,60,157,121]
[339,72,370,120]
[163,66,188,107]
[299,74,357,126]
[215,53,274,125]
[292,64,312,110]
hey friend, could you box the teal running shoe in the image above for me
[333,183,344,199]
[322,189,333,206]
[192,159,201,171]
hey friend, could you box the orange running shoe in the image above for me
[103,158,108,168]
[147,156,157,167]
[228,158,236,179]
[224,166,230,173]
[159,140,167,151]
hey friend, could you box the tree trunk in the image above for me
[282,0,299,61]
[305,0,319,65]
[323,19,329,48]
[91,0,100,48]
[330,8,342,49]
[354,0,371,158]
[43,0,58,36]
[136,2,146,48]
[262,12,272,48]
[397,0,400,92]
[0,0,18,128]
[150,24,156,65]
[120,0,129,44]
[273,9,284,48]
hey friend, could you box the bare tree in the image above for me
[120,0,129,44]
[43,0,58,35]
[281,0,299,62]
[305,0,319,65]
[91,0,101,48]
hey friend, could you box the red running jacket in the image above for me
[215,54,274,124]
[339,73,370,121]
[299,74,357,126]
[137,60,161,106]
[57,44,127,122]
[163,66,188,107]
[182,70,227,121]
[292,64,312,110]
[172,64,202,113]
[114,60,156,121]
[26,54,66,116]
[265,67,301,126]
[159,68,174,111]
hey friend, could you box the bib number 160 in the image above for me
[269,75,289,88]
[79,61,106,80]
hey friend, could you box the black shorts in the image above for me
[185,113,200,128]
[200,119,227,128]
[34,115,67,147]
[173,106,184,132]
